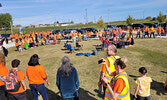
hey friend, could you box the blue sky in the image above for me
[0,0,167,26]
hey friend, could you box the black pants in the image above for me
[103,85,107,98]
[2,46,8,57]
[0,85,7,100]
[136,95,150,100]
[8,92,27,100]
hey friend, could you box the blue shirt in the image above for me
[56,67,79,99]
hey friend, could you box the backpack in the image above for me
[3,69,21,92]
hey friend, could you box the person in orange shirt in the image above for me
[19,34,22,41]
[98,45,120,98]
[20,40,24,52]
[15,40,19,51]
[29,36,34,47]
[157,27,161,37]
[26,54,50,100]
[24,37,29,50]
[41,38,44,45]
[8,59,27,100]
[10,34,14,42]
[53,35,56,45]
[144,26,149,38]
[102,57,130,100]
[0,53,9,100]
[150,26,155,38]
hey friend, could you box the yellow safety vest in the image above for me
[104,56,120,80]
[104,72,130,100]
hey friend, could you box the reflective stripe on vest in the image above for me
[105,89,130,98]
[104,56,120,79]
[104,72,130,100]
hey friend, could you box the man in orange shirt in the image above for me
[0,53,9,100]
[98,45,120,98]
[8,59,27,100]
[150,26,155,38]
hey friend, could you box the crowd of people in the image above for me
[0,26,166,100]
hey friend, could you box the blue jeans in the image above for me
[29,83,48,100]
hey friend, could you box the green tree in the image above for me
[88,21,93,24]
[157,11,165,24]
[145,16,152,20]
[70,20,74,24]
[97,16,104,27]
[126,15,133,25]
[0,13,13,30]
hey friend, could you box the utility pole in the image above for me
[10,22,13,34]
[142,10,145,23]
[108,9,110,25]
[85,8,88,24]
[94,16,96,23]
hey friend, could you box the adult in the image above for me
[98,45,120,97]
[26,54,50,100]
[150,26,155,38]
[0,53,9,100]
[1,38,8,57]
[56,56,79,100]
[102,58,130,100]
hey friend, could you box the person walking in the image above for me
[56,56,79,100]
[0,53,9,100]
[102,58,130,100]
[98,45,120,98]
[26,54,50,100]
[134,67,152,100]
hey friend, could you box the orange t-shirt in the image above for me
[0,63,9,86]
[26,65,47,84]
[113,78,125,93]
[9,69,25,94]
[21,41,24,47]
[100,58,110,87]
[15,42,19,47]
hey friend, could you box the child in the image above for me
[134,67,152,100]
[8,59,27,100]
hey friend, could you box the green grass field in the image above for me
[4,38,167,100]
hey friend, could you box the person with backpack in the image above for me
[0,53,9,100]
[26,54,50,100]
[7,59,27,100]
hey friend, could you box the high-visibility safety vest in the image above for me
[104,56,120,80]
[104,71,130,100]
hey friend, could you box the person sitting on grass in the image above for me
[134,67,152,100]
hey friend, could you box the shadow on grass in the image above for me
[161,71,167,74]
[26,88,97,100]
[94,89,104,99]
[26,88,61,100]
[79,88,96,100]
[129,74,140,81]
[151,80,167,95]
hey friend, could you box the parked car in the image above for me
[52,29,61,34]
[107,25,116,29]
[143,23,158,28]
[81,28,97,33]
[117,25,128,29]
[132,24,145,28]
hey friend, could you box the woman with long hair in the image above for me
[102,57,130,100]
[26,54,50,100]
[56,56,79,100]
[0,53,9,100]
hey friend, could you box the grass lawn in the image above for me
[4,38,167,100]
